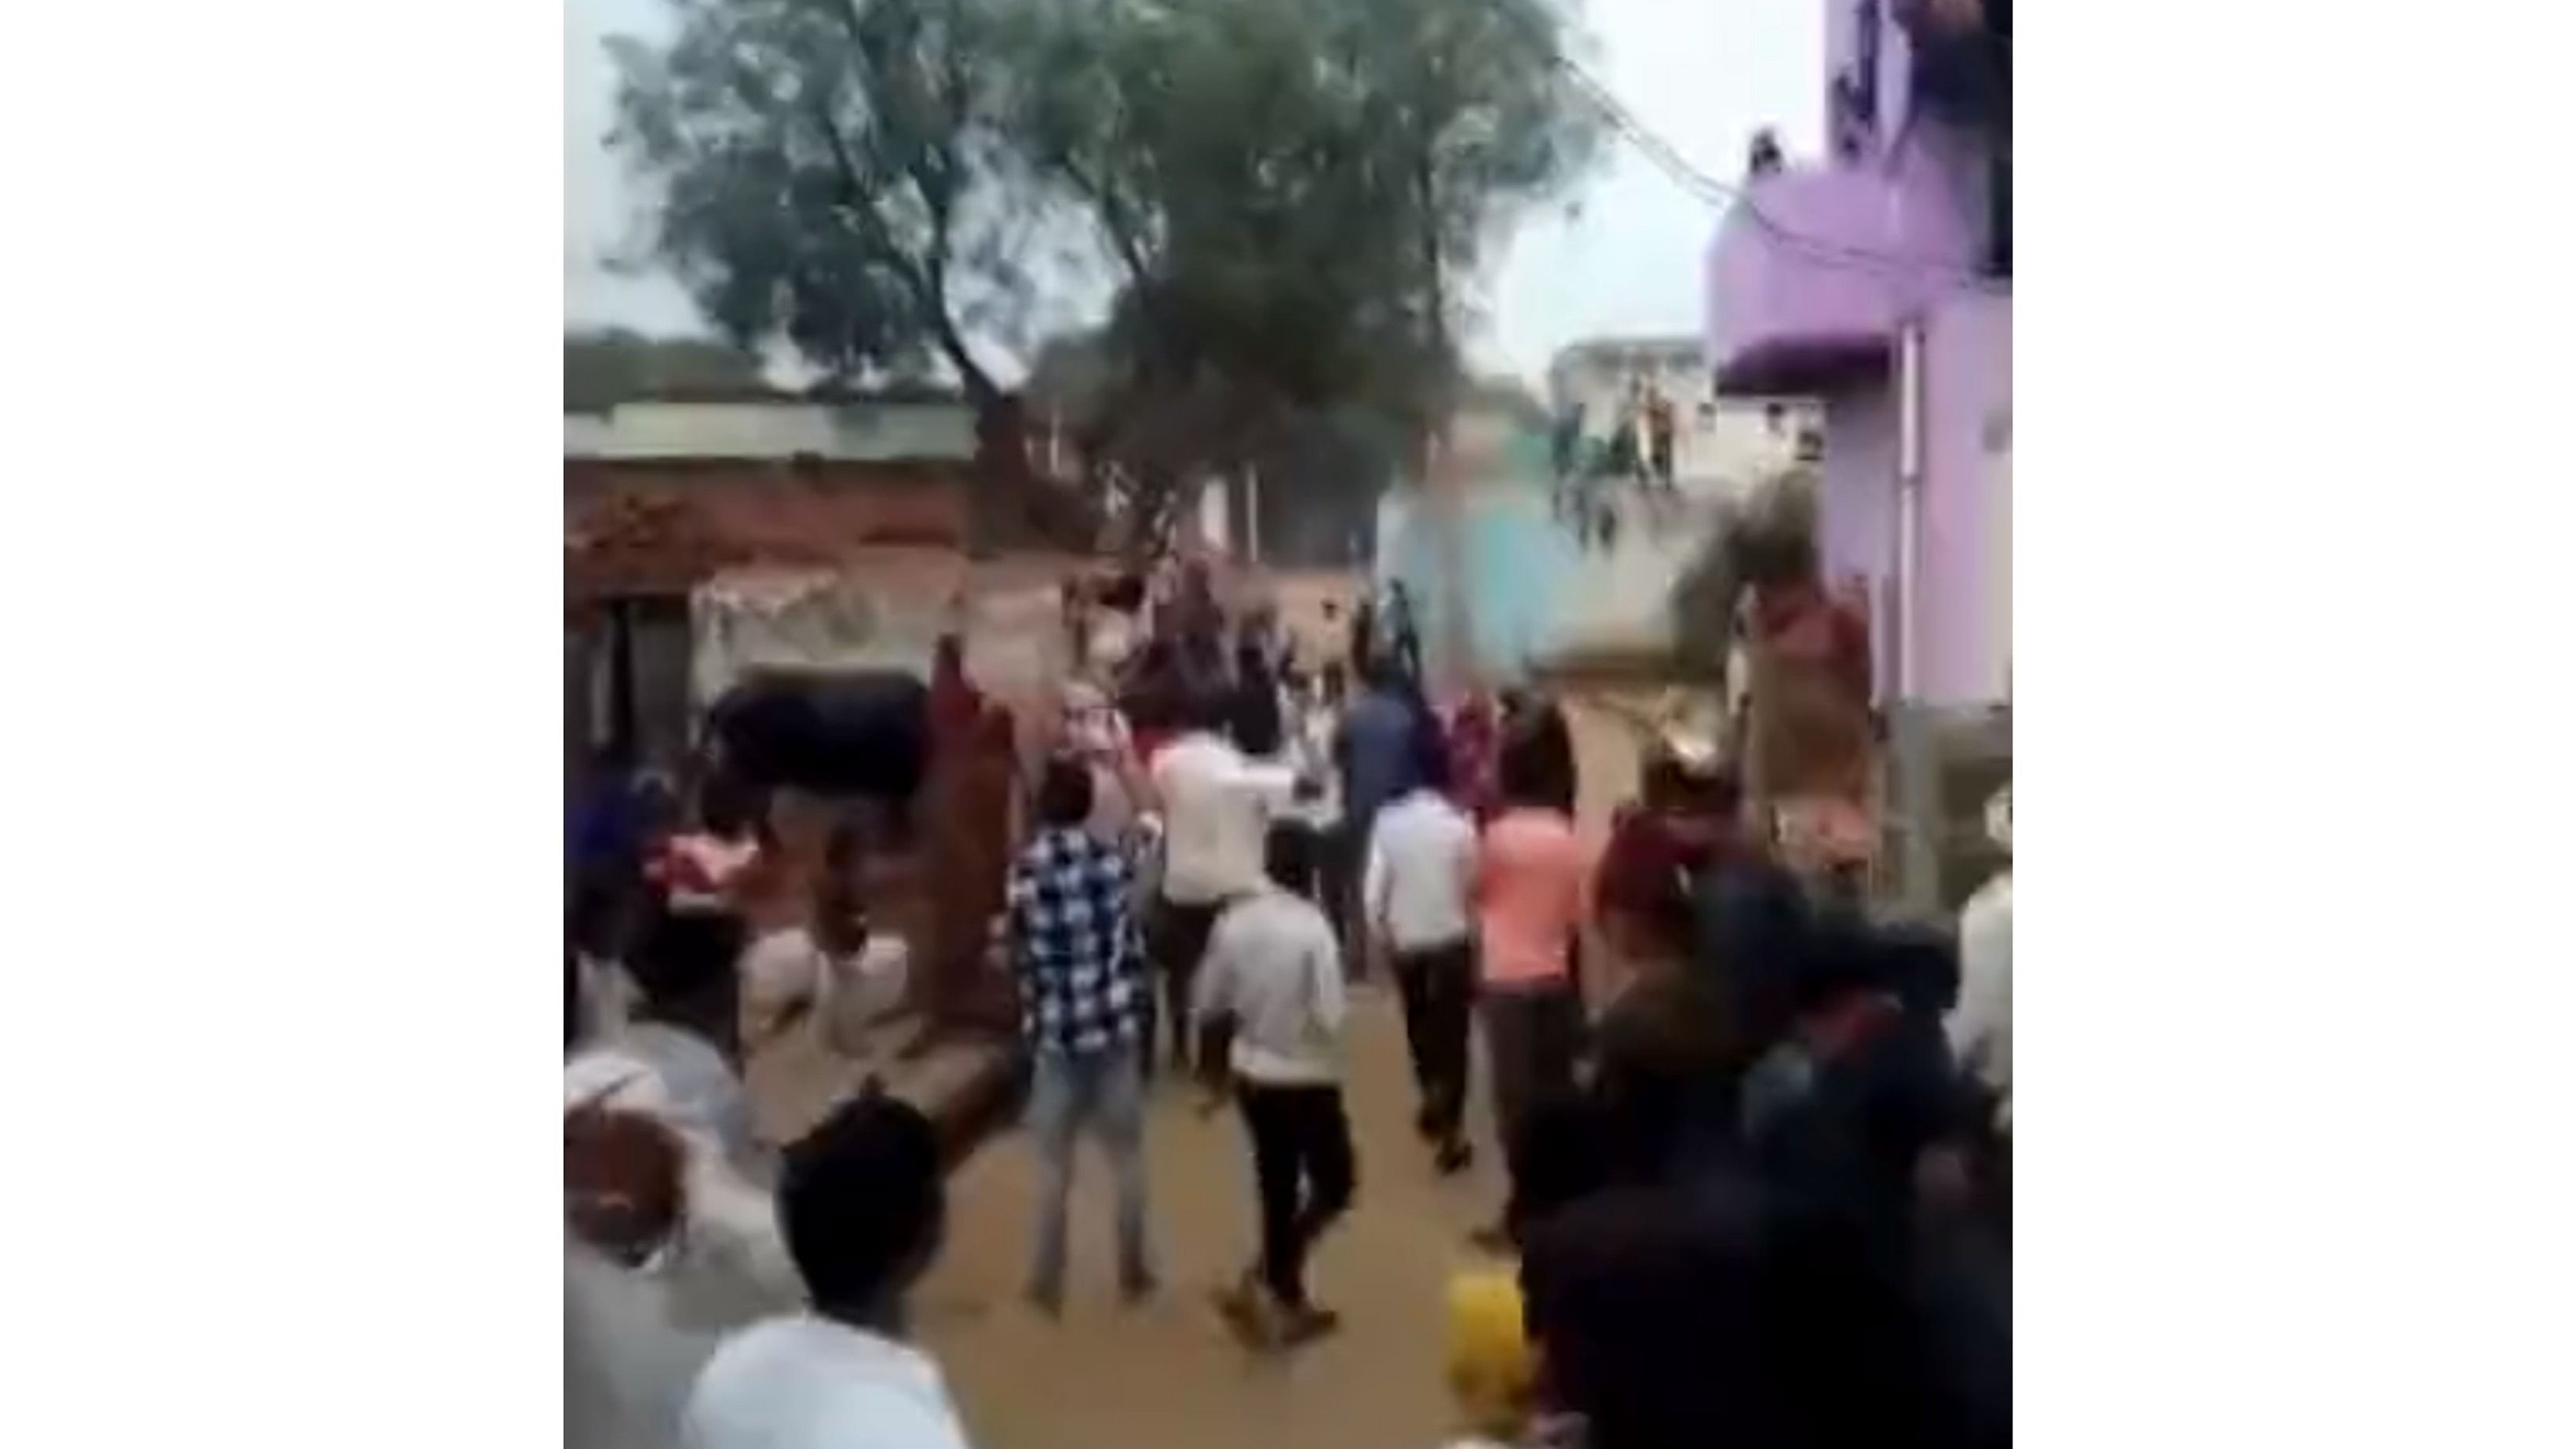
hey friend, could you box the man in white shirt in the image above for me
[1148,692,1300,1080]
[683,1092,972,1449]
[1948,874,2011,1133]
[1947,786,2012,1139]
[1365,737,1480,1173]
[567,906,805,1449]
[1947,787,2011,1239]
[1192,823,1355,1349]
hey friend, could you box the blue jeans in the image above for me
[1026,1047,1152,1302]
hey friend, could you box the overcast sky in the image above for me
[564,0,1822,392]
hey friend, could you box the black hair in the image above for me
[1869,922,1961,1018]
[778,1090,946,1321]
[1034,754,1096,828]
[625,897,748,1016]
[1522,1174,1957,1449]
[699,772,766,842]
[1788,907,1884,1013]
[1640,754,1690,811]
[1351,642,1388,692]
[1099,572,1147,612]
[1753,1009,1977,1268]
[1229,651,1284,757]
[1700,765,1746,818]
[1408,710,1454,794]
[823,809,871,875]
[1263,819,1319,899]
[566,869,633,963]
[1509,1089,1618,1232]
[1498,705,1577,813]
[1693,860,1815,1067]
[1520,1184,1772,1449]
[1182,685,1233,735]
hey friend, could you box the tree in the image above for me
[1010,0,1600,549]
[1326,0,1604,429]
[603,0,1599,555]
[606,0,1035,411]
[565,328,766,412]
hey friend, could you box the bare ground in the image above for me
[913,985,1509,1449]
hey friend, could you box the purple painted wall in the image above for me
[1706,0,2010,707]
[1917,290,2010,703]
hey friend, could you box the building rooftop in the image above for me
[1549,335,1706,373]
[564,392,977,463]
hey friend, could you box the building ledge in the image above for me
[1705,153,1982,395]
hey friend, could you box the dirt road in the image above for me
[914,984,1509,1449]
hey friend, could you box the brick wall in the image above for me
[566,458,975,601]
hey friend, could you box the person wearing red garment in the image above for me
[927,633,983,742]
[1445,687,1502,826]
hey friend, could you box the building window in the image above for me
[1796,425,1825,462]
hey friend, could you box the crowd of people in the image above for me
[564,581,2015,1449]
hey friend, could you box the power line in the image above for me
[1556,54,2002,293]
[1496,4,2007,294]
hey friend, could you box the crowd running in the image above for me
[565,575,2013,1449]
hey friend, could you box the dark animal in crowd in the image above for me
[705,669,932,808]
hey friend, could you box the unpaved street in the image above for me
[914,985,1510,1449]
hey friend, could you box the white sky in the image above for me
[564,0,1823,394]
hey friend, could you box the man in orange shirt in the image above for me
[1473,728,1592,1247]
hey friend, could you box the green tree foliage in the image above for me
[1013,0,1600,547]
[608,0,1034,407]
[603,0,1600,549]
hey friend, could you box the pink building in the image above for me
[1706,1,2010,707]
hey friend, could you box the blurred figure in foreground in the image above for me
[1520,1173,1994,1449]
[682,1093,972,1449]
[567,903,805,1449]
[1947,784,2012,1235]
[1589,749,1746,1186]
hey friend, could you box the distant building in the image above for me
[1546,335,1819,505]
[564,389,978,465]
[564,390,991,600]
[1704,0,2009,707]
[564,389,1102,768]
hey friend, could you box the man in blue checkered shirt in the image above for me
[1006,755,1155,1313]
